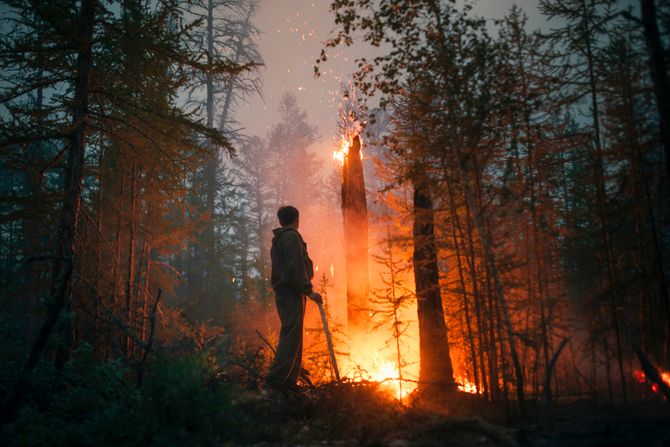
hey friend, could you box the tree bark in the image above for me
[125,164,137,359]
[639,0,670,362]
[542,337,570,412]
[1,0,96,423]
[581,0,627,403]
[203,0,218,291]
[640,0,670,180]
[342,135,370,330]
[446,177,480,394]
[412,176,455,393]
[218,2,256,134]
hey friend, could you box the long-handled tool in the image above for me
[317,301,341,383]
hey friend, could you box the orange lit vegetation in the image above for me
[341,332,418,402]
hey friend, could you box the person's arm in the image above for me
[282,232,313,295]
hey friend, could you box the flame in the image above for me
[345,348,417,401]
[332,134,363,166]
[339,332,418,402]
[633,368,670,395]
[332,136,350,166]
[373,360,412,401]
[456,376,478,394]
[329,263,334,278]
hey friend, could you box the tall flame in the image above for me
[333,134,363,166]
[342,341,417,402]
[333,136,350,166]
[456,376,478,394]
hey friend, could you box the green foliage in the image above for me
[1,347,236,447]
[131,355,233,446]
[3,344,134,447]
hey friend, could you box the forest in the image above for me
[0,0,669,445]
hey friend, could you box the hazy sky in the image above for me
[235,0,545,155]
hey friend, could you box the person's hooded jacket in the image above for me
[270,226,314,295]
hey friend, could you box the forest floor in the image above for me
[231,383,670,447]
[3,351,669,446]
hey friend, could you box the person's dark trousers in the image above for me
[266,292,306,388]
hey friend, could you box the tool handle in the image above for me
[317,302,341,383]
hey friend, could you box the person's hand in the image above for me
[308,292,323,304]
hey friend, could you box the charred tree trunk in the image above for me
[639,0,670,361]
[640,0,670,181]
[412,176,455,393]
[342,135,369,330]
[1,0,96,422]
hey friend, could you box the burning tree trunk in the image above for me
[341,135,370,330]
[412,176,455,393]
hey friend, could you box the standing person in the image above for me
[265,205,322,391]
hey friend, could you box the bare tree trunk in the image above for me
[218,1,256,134]
[1,0,96,422]
[125,164,137,359]
[447,180,479,393]
[94,146,103,353]
[581,0,627,403]
[203,0,218,291]
[622,75,669,363]
[463,197,489,400]
[342,135,370,329]
[458,159,525,414]
[603,336,613,404]
[542,337,570,417]
[412,176,455,393]
[142,242,151,345]
[640,0,670,181]
[484,264,499,402]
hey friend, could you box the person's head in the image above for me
[277,205,299,228]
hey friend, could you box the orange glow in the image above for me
[633,368,670,395]
[456,376,478,394]
[341,332,418,402]
[332,134,363,166]
[333,136,350,165]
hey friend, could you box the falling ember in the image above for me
[329,264,335,278]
